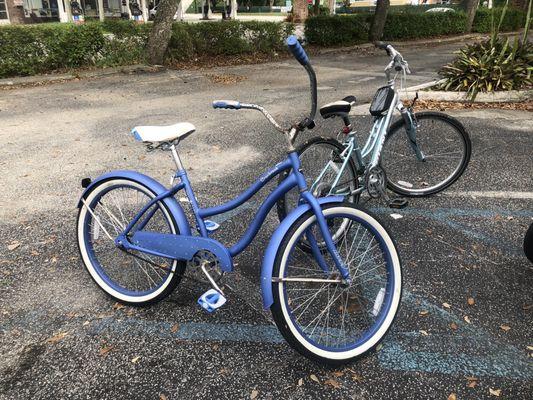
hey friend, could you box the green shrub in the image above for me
[167,21,292,61]
[382,11,467,40]
[0,23,105,78]
[472,7,526,33]
[439,37,532,99]
[305,14,370,46]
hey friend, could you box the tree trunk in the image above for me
[313,0,320,16]
[146,0,180,65]
[329,0,336,15]
[292,0,308,22]
[463,0,479,33]
[369,0,390,42]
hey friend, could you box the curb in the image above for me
[401,89,533,103]
[0,64,164,88]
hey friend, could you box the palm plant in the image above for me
[439,0,532,100]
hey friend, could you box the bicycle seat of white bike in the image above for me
[131,122,196,143]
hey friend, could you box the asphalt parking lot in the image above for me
[1,40,532,400]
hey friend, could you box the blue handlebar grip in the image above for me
[286,35,309,66]
[212,100,241,110]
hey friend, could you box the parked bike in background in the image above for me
[277,41,472,220]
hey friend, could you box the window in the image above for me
[0,0,8,20]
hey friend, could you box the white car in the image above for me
[425,7,455,13]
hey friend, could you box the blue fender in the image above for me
[77,170,192,236]
[260,196,344,309]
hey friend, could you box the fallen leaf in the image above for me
[170,324,179,333]
[213,344,219,351]
[468,380,478,388]
[250,389,259,399]
[83,321,90,326]
[7,241,21,251]
[450,322,458,330]
[159,395,168,400]
[489,388,501,396]
[448,393,457,400]
[419,330,429,336]
[218,368,229,375]
[310,374,320,383]
[500,325,511,332]
[297,378,303,386]
[324,378,342,389]
[112,302,125,310]
[99,345,114,356]
[526,345,533,351]
[419,310,429,316]
[376,343,383,351]
[332,371,344,377]
[46,332,67,344]
[131,356,140,363]
[467,297,475,306]
[442,302,451,309]
[464,316,471,324]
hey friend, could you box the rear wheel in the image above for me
[381,112,471,197]
[270,203,402,365]
[77,178,185,305]
[276,137,359,222]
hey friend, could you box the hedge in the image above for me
[472,7,526,33]
[382,11,467,40]
[167,20,293,61]
[0,23,105,77]
[304,14,370,46]
[0,20,292,78]
[305,7,527,46]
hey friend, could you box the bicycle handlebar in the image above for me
[211,36,317,135]
[286,35,309,66]
[286,35,317,130]
[373,41,410,78]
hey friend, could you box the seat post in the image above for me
[169,143,184,171]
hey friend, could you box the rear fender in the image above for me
[260,196,344,309]
[77,170,192,236]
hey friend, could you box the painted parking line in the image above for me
[3,291,532,380]
[445,190,533,200]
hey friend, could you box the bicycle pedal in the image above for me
[389,197,408,209]
[204,219,220,233]
[198,289,226,313]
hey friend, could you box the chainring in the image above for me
[186,250,224,284]
[365,166,387,199]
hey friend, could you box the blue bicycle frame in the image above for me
[113,150,350,281]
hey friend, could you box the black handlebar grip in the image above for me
[286,35,309,66]
[374,41,391,55]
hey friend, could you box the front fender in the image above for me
[260,196,344,309]
[77,170,191,236]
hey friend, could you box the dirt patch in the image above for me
[414,99,533,112]
[205,73,247,85]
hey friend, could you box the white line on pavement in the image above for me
[445,191,533,200]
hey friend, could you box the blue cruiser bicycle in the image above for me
[76,37,402,364]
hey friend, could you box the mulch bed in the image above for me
[414,99,533,112]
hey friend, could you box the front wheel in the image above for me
[381,112,471,197]
[270,203,402,365]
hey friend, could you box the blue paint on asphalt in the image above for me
[372,206,531,255]
[88,317,285,344]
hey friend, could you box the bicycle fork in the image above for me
[301,191,351,283]
[400,107,425,161]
